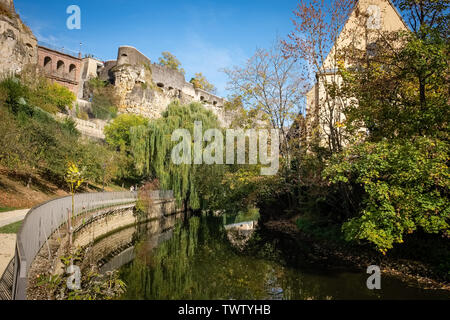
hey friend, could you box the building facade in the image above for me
[37,45,82,95]
[305,0,408,151]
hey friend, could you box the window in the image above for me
[44,56,52,71]
[69,64,77,80]
[57,60,65,74]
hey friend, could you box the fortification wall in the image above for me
[109,45,228,125]
[117,46,151,67]
[151,63,186,89]
[98,60,116,82]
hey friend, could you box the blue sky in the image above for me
[15,0,300,96]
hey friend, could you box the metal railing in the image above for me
[38,41,81,59]
[12,191,138,300]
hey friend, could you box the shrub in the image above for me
[86,78,120,120]
[325,137,450,253]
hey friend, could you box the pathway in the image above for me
[0,209,29,228]
[0,209,29,280]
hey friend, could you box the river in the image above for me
[115,214,450,300]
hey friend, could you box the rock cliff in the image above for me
[100,46,229,125]
[0,0,37,75]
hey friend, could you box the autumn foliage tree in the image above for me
[158,52,186,75]
[223,40,305,158]
[283,0,355,154]
[324,0,449,252]
[190,72,217,94]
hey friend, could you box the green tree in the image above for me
[325,3,449,252]
[104,114,149,152]
[130,102,223,209]
[158,52,185,75]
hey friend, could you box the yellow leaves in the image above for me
[335,121,345,128]
[65,161,84,193]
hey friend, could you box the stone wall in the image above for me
[78,57,104,98]
[0,0,37,75]
[107,46,228,125]
[98,60,116,83]
[56,112,106,140]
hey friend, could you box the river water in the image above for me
[117,214,450,300]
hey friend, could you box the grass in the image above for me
[0,206,18,213]
[0,220,22,234]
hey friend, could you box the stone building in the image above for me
[304,0,408,150]
[37,45,82,95]
[1,0,228,127]
[0,0,37,75]
[78,56,104,98]
[92,45,228,124]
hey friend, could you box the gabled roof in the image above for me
[321,0,410,70]
[387,0,410,31]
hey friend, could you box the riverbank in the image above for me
[261,217,450,292]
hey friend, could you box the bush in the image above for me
[325,137,450,253]
[0,74,75,114]
[86,78,120,120]
[0,76,124,187]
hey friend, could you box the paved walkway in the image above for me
[0,209,29,278]
[0,209,29,228]
[0,234,15,278]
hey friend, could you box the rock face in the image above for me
[99,46,229,125]
[0,0,37,75]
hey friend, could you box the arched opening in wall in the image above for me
[200,96,205,102]
[57,60,65,75]
[69,64,77,80]
[213,101,217,106]
[43,56,52,72]
[157,83,164,88]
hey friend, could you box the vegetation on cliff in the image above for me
[85,77,120,120]
[0,74,127,190]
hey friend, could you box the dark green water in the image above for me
[118,215,450,300]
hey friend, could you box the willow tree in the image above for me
[130,101,224,210]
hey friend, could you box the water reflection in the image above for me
[117,215,450,300]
